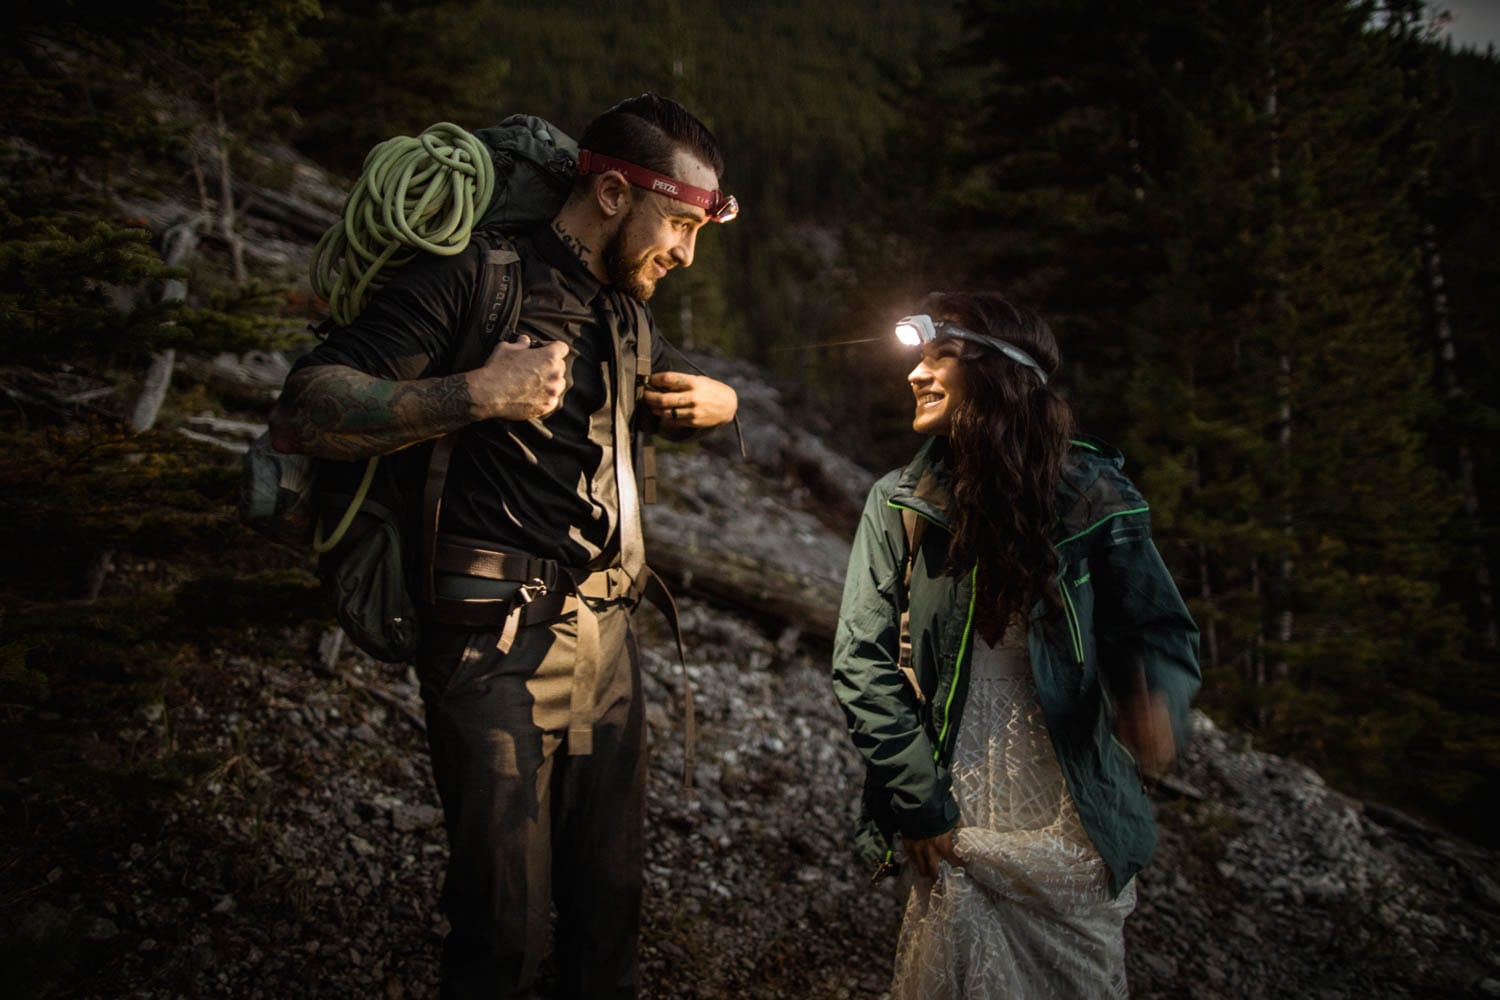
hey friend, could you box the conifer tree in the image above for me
[924,0,1492,830]
[1120,0,1486,823]
[1422,44,1500,656]
[0,1,317,612]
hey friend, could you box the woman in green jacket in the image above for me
[831,292,1200,998]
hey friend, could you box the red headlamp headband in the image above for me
[576,149,739,223]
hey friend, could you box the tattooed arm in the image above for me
[269,364,472,460]
[270,336,570,460]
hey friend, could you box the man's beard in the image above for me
[601,213,661,302]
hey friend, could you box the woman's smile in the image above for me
[908,342,965,435]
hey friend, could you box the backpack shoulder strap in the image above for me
[419,237,524,603]
[900,508,925,588]
[897,504,927,704]
[621,297,658,503]
[455,232,524,369]
[616,300,696,785]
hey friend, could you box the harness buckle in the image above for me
[516,577,548,605]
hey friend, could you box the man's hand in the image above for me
[904,827,963,880]
[468,335,570,421]
[643,371,738,429]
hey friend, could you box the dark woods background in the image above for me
[3,0,1498,927]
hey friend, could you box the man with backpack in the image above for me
[268,94,738,999]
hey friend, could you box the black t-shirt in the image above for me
[293,224,670,568]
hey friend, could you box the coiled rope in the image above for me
[310,121,495,327]
[307,122,495,550]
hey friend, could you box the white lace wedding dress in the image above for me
[890,619,1136,999]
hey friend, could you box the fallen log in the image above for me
[130,216,203,433]
[235,180,339,240]
[645,533,842,642]
[183,414,265,441]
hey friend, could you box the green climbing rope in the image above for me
[310,122,495,327]
[305,122,494,553]
[310,454,380,555]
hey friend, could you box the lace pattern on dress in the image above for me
[890,617,1136,999]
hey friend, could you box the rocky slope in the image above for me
[9,360,1500,999]
[5,144,1499,1000]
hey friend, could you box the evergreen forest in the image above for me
[3,0,1500,954]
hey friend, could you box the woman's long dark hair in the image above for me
[925,292,1075,621]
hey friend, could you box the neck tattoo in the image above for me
[553,220,592,261]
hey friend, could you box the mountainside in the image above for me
[3,115,1500,1000]
[8,352,1500,998]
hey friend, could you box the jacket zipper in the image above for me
[1062,578,1144,778]
[1059,581,1085,662]
[933,564,978,763]
[1111,730,1142,772]
[1062,575,1146,779]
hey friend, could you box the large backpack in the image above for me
[239,116,585,661]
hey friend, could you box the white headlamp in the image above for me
[894,314,1049,385]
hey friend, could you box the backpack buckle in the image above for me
[497,578,548,655]
[516,577,548,604]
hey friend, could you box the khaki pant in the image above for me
[415,601,644,1000]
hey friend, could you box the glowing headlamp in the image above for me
[894,314,1048,385]
[576,149,739,223]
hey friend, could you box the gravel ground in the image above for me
[6,371,1499,999]
[3,594,901,1000]
[8,594,1500,999]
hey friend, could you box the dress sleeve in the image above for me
[831,475,957,840]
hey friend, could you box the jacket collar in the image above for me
[891,437,956,531]
[891,434,1133,540]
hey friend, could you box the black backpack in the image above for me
[239,116,583,661]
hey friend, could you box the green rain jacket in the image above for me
[831,436,1201,895]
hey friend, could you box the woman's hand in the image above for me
[905,827,964,879]
[1115,689,1176,775]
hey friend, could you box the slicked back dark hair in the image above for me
[573,93,725,196]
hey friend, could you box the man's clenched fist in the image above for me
[469,335,570,421]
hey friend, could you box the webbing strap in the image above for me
[432,541,558,588]
[420,243,522,604]
[569,566,636,759]
[569,599,601,756]
[627,298,657,504]
[425,588,573,631]
[639,445,658,505]
[611,298,646,588]
[619,304,694,784]
[644,567,694,787]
